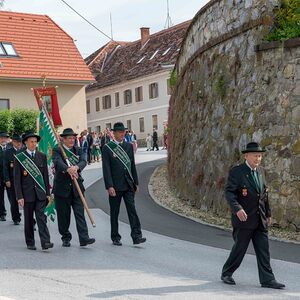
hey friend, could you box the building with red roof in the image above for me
[85,21,190,140]
[0,10,94,131]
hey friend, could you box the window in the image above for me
[105,123,111,130]
[152,115,158,130]
[139,117,145,133]
[124,89,132,105]
[149,82,159,99]
[102,95,111,109]
[0,42,18,57]
[127,120,132,131]
[86,100,90,114]
[95,97,100,111]
[150,49,159,60]
[162,47,171,56]
[96,125,101,133]
[0,99,9,110]
[137,56,146,64]
[135,86,143,102]
[115,92,120,107]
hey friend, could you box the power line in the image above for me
[59,0,112,40]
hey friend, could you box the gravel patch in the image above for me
[149,164,300,243]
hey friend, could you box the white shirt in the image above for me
[26,149,36,157]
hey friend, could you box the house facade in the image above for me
[85,21,190,140]
[0,11,94,132]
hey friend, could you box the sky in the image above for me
[1,0,208,58]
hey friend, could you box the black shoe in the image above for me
[0,216,6,221]
[80,238,95,247]
[42,242,54,250]
[221,275,236,285]
[62,240,71,247]
[261,279,285,289]
[13,221,20,225]
[112,240,122,246]
[133,237,146,245]
[27,245,37,250]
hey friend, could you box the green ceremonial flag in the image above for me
[38,108,58,222]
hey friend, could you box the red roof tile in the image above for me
[0,11,94,82]
[86,20,190,91]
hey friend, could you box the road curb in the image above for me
[148,165,300,245]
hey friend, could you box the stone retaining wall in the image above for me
[168,0,300,230]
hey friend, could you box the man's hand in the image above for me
[236,209,248,222]
[108,187,116,197]
[67,166,79,179]
[18,198,24,207]
[267,217,272,226]
[5,181,11,188]
[47,196,51,203]
[135,185,139,193]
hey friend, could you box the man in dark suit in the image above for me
[3,134,22,225]
[0,131,10,221]
[152,129,159,151]
[52,128,95,247]
[102,122,146,246]
[221,142,285,289]
[86,130,93,164]
[14,131,53,251]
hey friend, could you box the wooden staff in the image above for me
[33,88,96,227]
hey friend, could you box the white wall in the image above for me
[86,70,170,140]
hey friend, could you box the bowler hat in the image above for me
[0,131,9,138]
[22,131,41,143]
[242,142,266,154]
[112,122,127,132]
[60,128,78,137]
[11,133,22,142]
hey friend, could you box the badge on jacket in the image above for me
[23,170,28,177]
[242,186,248,197]
[10,162,14,168]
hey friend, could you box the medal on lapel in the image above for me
[10,162,14,168]
[23,170,28,176]
[113,153,117,158]
[242,186,248,197]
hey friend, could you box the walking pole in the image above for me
[34,88,96,227]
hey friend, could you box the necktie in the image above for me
[251,170,260,191]
[31,152,34,159]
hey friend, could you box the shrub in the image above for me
[0,109,38,135]
[265,0,300,41]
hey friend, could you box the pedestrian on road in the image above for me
[102,122,146,246]
[152,129,159,151]
[0,131,10,221]
[14,131,53,251]
[52,128,95,248]
[146,133,152,151]
[221,142,285,289]
[3,134,22,225]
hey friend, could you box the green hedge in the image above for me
[0,109,38,135]
[265,0,300,41]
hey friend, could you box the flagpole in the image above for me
[33,88,96,228]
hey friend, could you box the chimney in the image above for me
[140,27,150,47]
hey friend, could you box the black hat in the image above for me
[11,134,22,142]
[241,142,266,154]
[0,131,9,138]
[112,122,127,132]
[60,128,78,137]
[22,131,41,143]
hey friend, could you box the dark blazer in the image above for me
[0,145,10,183]
[3,147,18,182]
[225,162,271,230]
[52,146,86,198]
[14,150,50,202]
[152,131,158,142]
[102,141,138,191]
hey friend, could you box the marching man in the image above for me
[14,131,53,251]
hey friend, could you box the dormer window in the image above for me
[0,42,18,57]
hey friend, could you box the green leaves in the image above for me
[265,0,300,41]
[0,109,38,134]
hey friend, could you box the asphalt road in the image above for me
[85,158,300,264]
